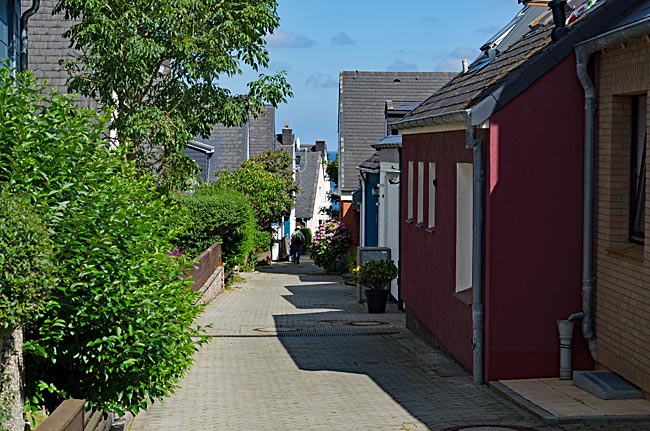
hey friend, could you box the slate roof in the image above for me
[295,150,324,219]
[358,152,380,172]
[398,0,642,130]
[338,71,456,193]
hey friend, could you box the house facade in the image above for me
[338,71,456,249]
[397,0,640,382]
[581,2,650,394]
[295,141,330,235]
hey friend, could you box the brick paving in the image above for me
[130,259,650,431]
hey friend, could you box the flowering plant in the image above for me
[309,219,351,272]
[352,259,398,290]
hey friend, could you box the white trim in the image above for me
[407,161,414,220]
[456,163,473,292]
[417,161,424,224]
[428,162,436,229]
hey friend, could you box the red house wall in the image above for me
[401,130,476,371]
[485,54,592,380]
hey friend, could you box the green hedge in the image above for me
[299,226,312,249]
[0,69,205,416]
[0,189,54,337]
[174,187,257,271]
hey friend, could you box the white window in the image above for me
[417,162,424,224]
[428,162,436,229]
[407,161,414,220]
[456,163,473,292]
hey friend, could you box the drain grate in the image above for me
[205,331,400,338]
[254,326,302,333]
[441,426,537,431]
[346,320,388,327]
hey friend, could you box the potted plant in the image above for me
[353,259,398,313]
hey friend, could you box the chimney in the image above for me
[282,124,293,147]
[314,140,327,154]
[548,0,570,42]
[462,58,469,73]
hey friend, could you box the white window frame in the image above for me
[417,161,424,224]
[428,162,436,229]
[456,163,473,292]
[407,161,414,220]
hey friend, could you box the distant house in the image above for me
[338,71,456,249]
[576,0,650,395]
[295,141,330,235]
[395,0,641,383]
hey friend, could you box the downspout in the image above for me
[466,111,485,385]
[574,18,650,362]
[19,0,40,72]
[397,146,404,311]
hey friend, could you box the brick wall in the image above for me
[341,201,360,250]
[594,36,650,392]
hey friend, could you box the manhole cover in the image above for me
[253,326,302,333]
[345,320,388,327]
[441,426,536,431]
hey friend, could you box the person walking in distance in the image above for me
[290,228,305,264]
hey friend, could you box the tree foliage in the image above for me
[54,0,292,192]
[215,150,298,230]
[0,190,54,338]
[0,68,204,415]
[174,188,257,271]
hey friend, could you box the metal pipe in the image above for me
[19,0,41,72]
[573,17,650,362]
[466,113,485,385]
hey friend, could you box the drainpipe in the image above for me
[19,0,41,72]
[574,18,650,362]
[466,112,485,385]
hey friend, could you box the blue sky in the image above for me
[226,0,523,152]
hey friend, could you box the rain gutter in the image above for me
[574,16,650,362]
[19,0,40,72]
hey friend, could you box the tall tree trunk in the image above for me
[1,328,24,431]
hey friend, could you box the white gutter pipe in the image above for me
[574,18,650,362]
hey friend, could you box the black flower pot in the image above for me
[365,289,389,313]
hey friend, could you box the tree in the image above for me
[0,69,205,416]
[55,0,292,192]
[214,150,298,231]
[320,155,340,218]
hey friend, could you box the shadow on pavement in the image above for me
[267,264,537,430]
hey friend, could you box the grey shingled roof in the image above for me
[358,152,380,172]
[294,151,323,219]
[398,0,642,129]
[338,71,456,193]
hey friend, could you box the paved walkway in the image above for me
[130,259,650,431]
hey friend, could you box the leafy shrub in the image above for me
[214,150,298,230]
[352,259,398,290]
[0,69,205,416]
[309,219,351,273]
[174,187,257,271]
[299,227,312,248]
[0,189,54,336]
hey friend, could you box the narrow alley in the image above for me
[130,259,650,431]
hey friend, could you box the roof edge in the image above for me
[395,109,470,131]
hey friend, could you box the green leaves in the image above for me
[0,67,205,416]
[54,0,292,192]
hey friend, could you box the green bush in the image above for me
[175,186,257,271]
[0,68,205,416]
[0,189,54,337]
[299,227,312,249]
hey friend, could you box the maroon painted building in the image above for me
[395,0,640,381]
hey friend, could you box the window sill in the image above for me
[455,288,473,306]
[425,226,436,233]
[606,243,644,263]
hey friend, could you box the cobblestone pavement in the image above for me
[130,259,650,431]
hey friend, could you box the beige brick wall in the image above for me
[594,37,650,392]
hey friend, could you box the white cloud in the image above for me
[265,30,315,49]
[268,59,291,71]
[386,59,419,72]
[435,46,479,72]
[331,32,356,46]
[305,73,338,88]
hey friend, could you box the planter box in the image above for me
[186,242,224,304]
